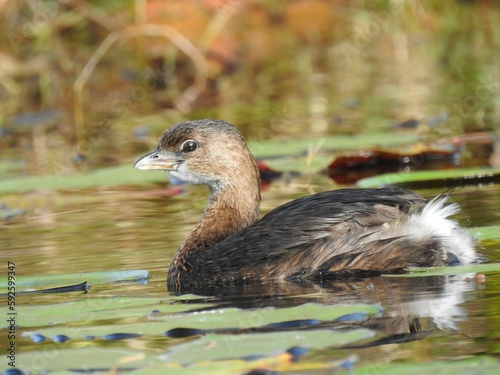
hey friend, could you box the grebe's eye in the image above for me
[181,139,198,153]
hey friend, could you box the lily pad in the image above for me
[248,132,420,159]
[5,302,380,374]
[0,270,148,293]
[19,303,381,341]
[161,329,373,365]
[6,338,362,375]
[344,355,500,375]
[0,165,166,194]
[383,262,500,278]
[357,167,500,188]
[469,225,500,241]
[131,351,358,375]
[8,297,209,328]
[7,347,158,374]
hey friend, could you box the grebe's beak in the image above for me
[133,149,183,171]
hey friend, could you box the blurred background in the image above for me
[1,0,499,179]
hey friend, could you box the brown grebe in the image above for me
[134,119,478,293]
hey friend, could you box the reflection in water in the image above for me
[175,272,479,347]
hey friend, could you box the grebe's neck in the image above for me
[183,183,260,251]
[168,157,261,286]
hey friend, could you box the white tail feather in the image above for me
[409,197,477,264]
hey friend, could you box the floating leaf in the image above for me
[20,303,380,340]
[357,167,500,188]
[383,263,500,278]
[161,329,373,365]
[0,270,148,293]
[10,346,358,375]
[0,165,166,194]
[248,133,420,159]
[469,225,500,241]
[7,303,378,374]
[151,303,382,331]
[343,355,500,375]
[11,347,158,374]
[13,296,211,327]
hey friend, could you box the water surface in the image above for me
[2,176,500,373]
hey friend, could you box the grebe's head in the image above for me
[134,119,259,192]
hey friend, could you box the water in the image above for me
[2,176,500,373]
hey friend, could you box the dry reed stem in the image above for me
[134,0,147,25]
[124,24,209,110]
[199,1,240,51]
[73,24,208,145]
[60,0,122,31]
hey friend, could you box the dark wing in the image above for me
[198,186,434,281]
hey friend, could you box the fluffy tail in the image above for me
[408,197,478,265]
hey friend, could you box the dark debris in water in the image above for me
[101,333,142,340]
[4,281,90,297]
[325,148,461,184]
[341,330,432,349]
[256,161,284,182]
[165,318,324,338]
[0,203,25,221]
[2,369,25,375]
[132,126,149,140]
[391,118,420,130]
[262,319,320,330]
[67,368,138,373]
[335,312,368,322]
[31,332,143,345]
[36,281,89,294]
[286,346,309,361]
[52,334,70,343]
[9,109,61,129]
[391,170,500,189]
[30,333,46,343]
[228,346,309,367]
[165,327,205,338]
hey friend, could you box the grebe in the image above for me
[134,119,478,293]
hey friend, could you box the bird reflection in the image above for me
[170,272,479,347]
